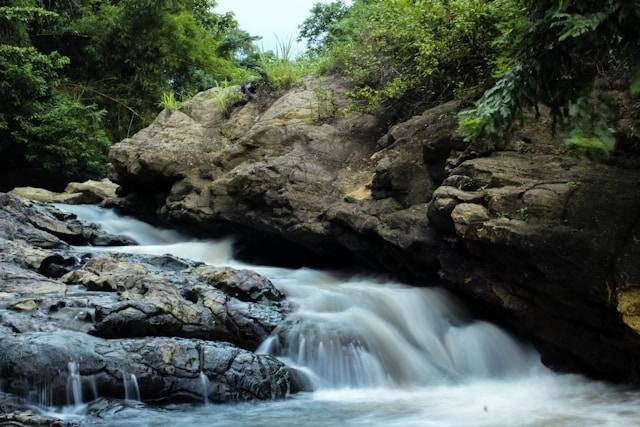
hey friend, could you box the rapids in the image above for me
[40,204,640,426]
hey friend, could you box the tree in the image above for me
[0,2,110,185]
[298,1,348,51]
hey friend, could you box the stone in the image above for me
[108,78,640,383]
[0,331,291,405]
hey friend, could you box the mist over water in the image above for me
[48,205,640,426]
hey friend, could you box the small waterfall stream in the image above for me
[66,362,83,407]
[122,371,142,402]
[46,204,640,427]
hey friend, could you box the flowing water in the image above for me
[40,205,640,426]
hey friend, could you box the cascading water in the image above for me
[200,372,210,406]
[257,282,541,389]
[50,204,640,426]
[122,371,141,401]
[66,362,83,407]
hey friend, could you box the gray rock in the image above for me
[0,331,291,405]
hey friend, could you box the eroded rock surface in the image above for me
[0,193,295,418]
[109,76,640,382]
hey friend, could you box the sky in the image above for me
[215,0,330,56]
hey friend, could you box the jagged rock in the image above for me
[429,151,640,381]
[0,193,136,248]
[62,253,288,350]
[109,76,451,278]
[0,330,291,405]
[0,192,296,407]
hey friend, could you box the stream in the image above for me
[41,204,640,426]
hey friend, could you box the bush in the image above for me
[305,0,515,110]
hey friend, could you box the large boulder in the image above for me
[109,78,640,383]
[429,151,640,380]
[109,76,448,277]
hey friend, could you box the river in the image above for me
[44,204,640,426]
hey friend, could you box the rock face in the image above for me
[109,76,640,383]
[0,193,295,414]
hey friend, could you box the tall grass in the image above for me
[259,36,315,93]
[158,90,182,111]
[212,81,247,117]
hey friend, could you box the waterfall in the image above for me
[122,371,141,401]
[66,362,83,406]
[45,204,640,426]
[200,372,210,406]
[88,375,99,401]
[256,275,543,389]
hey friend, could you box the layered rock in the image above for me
[62,253,288,349]
[108,76,640,382]
[0,193,295,416]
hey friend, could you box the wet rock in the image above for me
[0,193,135,248]
[63,253,288,349]
[194,266,285,304]
[0,331,291,405]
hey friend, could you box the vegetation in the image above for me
[299,0,514,112]
[300,0,640,157]
[0,0,257,185]
[257,38,315,94]
[3,0,639,187]
[212,84,247,117]
[458,1,640,157]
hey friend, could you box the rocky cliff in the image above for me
[108,77,640,382]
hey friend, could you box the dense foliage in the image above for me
[458,0,640,157]
[301,0,640,156]
[0,0,255,185]
[299,0,515,112]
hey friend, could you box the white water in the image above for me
[200,372,210,406]
[66,362,83,407]
[122,371,141,402]
[51,204,640,426]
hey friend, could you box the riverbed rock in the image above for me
[0,192,296,407]
[0,330,291,405]
[109,77,640,383]
[0,193,136,247]
[61,253,287,349]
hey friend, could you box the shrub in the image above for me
[305,0,515,111]
[212,85,247,117]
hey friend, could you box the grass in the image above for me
[258,37,317,93]
[159,90,182,111]
[212,83,247,117]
